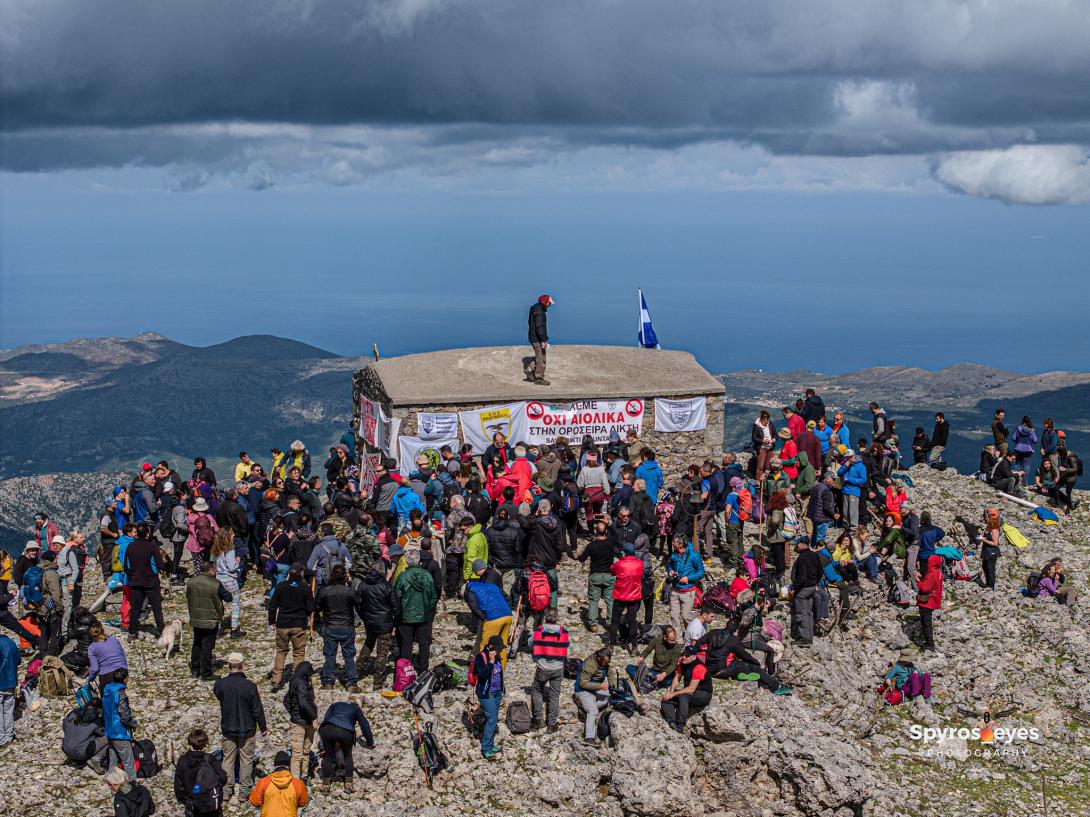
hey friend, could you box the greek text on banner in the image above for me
[522,399,643,445]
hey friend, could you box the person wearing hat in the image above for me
[12,540,41,612]
[777,427,800,482]
[249,749,308,815]
[837,449,868,532]
[465,560,513,667]
[268,563,315,692]
[213,652,268,802]
[527,293,554,385]
[472,635,506,758]
[105,764,155,817]
[185,497,219,575]
[33,512,60,554]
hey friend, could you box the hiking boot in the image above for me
[534,379,551,386]
[230,628,245,639]
[587,623,601,634]
[320,682,334,691]
[736,672,761,682]
[530,719,545,731]
[482,747,503,759]
[270,682,283,693]
[347,684,362,694]
[773,685,793,696]
[344,778,355,793]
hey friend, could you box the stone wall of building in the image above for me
[353,368,723,484]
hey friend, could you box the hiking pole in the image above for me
[412,707,432,788]
[507,596,523,660]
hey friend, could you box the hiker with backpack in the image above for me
[511,560,558,636]
[56,531,85,639]
[103,667,138,782]
[574,646,623,745]
[529,609,568,732]
[696,461,727,560]
[36,550,65,656]
[318,697,374,791]
[284,661,319,780]
[471,635,506,759]
[186,497,219,574]
[174,727,229,817]
[87,620,129,692]
[306,523,351,593]
[484,506,524,600]
[316,564,361,692]
[1056,444,1081,512]
[465,560,514,666]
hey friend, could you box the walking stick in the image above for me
[412,707,433,788]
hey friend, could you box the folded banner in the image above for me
[359,396,400,456]
[654,397,707,433]
[522,399,644,445]
[459,402,529,454]
[416,412,458,441]
[398,435,460,472]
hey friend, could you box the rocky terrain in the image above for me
[1,465,1087,817]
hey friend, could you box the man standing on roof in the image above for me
[527,294,554,386]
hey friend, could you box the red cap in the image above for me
[141,462,153,471]
[538,294,554,306]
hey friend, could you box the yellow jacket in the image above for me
[249,770,308,817]
[234,461,252,483]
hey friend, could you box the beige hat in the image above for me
[23,541,39,553]
[51,535,67,548]
[227,652,245,665]
[192,497,210,512]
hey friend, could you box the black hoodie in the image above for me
[519,513,564,569]
[284,661,317,726]
[485,517,524,570]
[357,568,395,634]
[173,750,226,813]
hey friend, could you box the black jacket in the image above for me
[357,568,395,633]
[316,582,359,629]
[122,538,161,588]
[268,576,315,628]
[578,536,614,574]
[112,782,156,817]
[215,500,249,539]
[528,301,549,344]
[212,671,267,737]
[607,518,641,554]
[991,457,1015,484]
[284,661,318,726]
[519,513,565,569]
[696,629,760,675]
[801,394,826,423]
[173,750,227,812]
[931,421,949,448]
[419,551,444,594]
[791,549,823,590]
[751,421,776,450]
[486,518,524,571]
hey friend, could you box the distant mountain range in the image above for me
[718,366,1089,474]
[0,332,366,480]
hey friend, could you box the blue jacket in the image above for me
[1041,429,1058,456]
[0,635,18,690]
[464,580,513,621]
[817,548,844,585]
[668,544,705,590]
[838,461,868,497]
[102,681,135,740]
[392,487,425,525]
[813,425,834,454]
[635,461,664,503]
[917,526,946,561]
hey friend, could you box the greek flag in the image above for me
[637,288,661,349]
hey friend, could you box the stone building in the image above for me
[353,345,725,482]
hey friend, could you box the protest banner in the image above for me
[398,435,460,472]
[459,402,529,454]
[522,399,643,445]
[654,396,708,432]
[416,412,459,441]
[359,396,400,456]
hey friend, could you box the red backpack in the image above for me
[527,570,551,612]
[192,514,215,550]
[737,489,752,522]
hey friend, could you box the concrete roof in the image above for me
[364,345,725,407]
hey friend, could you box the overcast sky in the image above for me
[1,1,1088,370]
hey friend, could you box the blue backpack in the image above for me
[22,565,44,606]
[559,481,580,514]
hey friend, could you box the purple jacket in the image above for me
[88,636,129,681]
[1037,576,1061,597]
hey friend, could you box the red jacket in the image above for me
[788,414,805,439]
[511,458,534,504]
[610,556,645,602]
[779,440,799,480]
[916,555,944,609]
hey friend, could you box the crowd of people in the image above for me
[0,391,1081,816]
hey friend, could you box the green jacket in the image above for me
[186,573,226,630]
[462,525,489,581]
[394,566,438,625]
[795,451,817,497]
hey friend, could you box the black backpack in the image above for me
[465,493,490,523]
[1025,572,1042,596]
[189,754,222,812]
[157,505,179,540]
[133,739,160,778]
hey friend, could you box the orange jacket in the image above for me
[249,770,308,816]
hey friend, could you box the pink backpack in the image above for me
[393,658,417,692]
[763,619,784,643]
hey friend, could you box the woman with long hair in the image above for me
[212,529,244,637]
[979,515,1002,591]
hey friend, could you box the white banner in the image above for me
[416,412,458,441]
[654,397,708,432]
[459,403,530,454]
[522,399,644,445]
[359,396,400,456]
[398,435,460,472]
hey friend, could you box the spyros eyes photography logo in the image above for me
[907,721,1041,760]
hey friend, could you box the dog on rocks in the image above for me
[157,619,183,659]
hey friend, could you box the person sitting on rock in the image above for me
[1036,558,1077,607]
[692,627,791,695]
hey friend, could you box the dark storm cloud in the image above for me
[1,0,1088,202]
